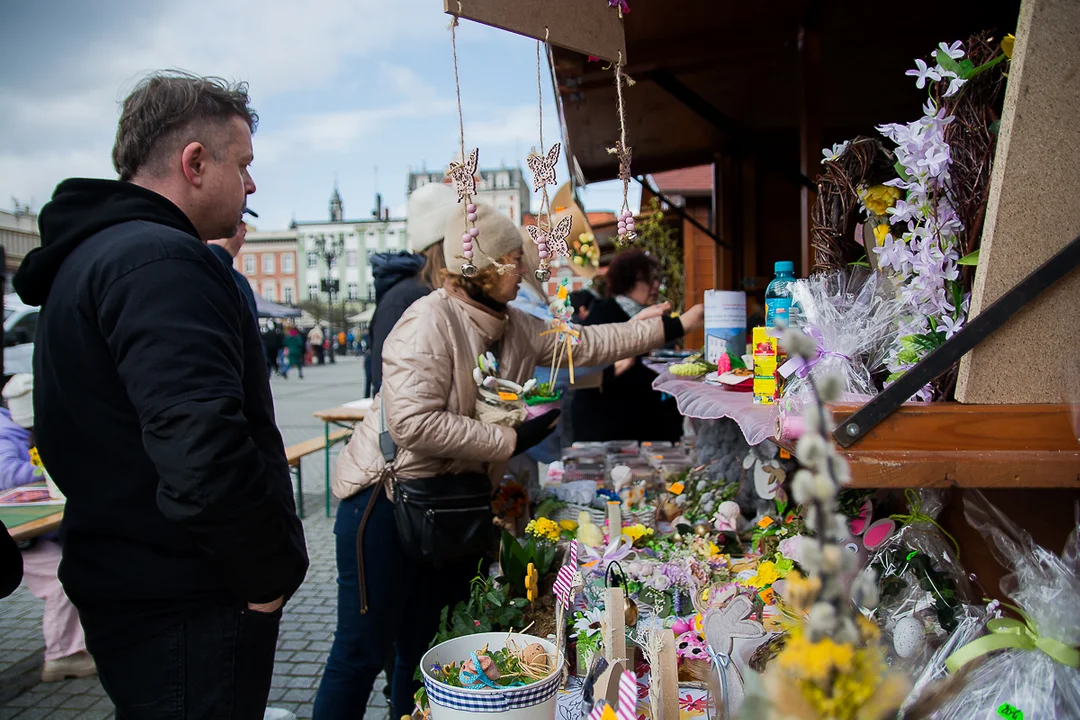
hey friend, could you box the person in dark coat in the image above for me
[207,209,259,321]
[12,70,308,718]
[571,249,703,443]
[367,182,457,396]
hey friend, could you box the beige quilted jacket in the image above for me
[332,286,669,499]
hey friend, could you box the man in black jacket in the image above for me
[12,71,308,718]
[208,208,259,320]
[368,251,426,394]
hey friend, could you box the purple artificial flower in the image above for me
[906,58,941,89]
[934,40,965,61]
[608,0,630,13]
[938,314,963,339]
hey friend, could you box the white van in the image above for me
[4,293,38,376]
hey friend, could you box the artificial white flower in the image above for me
[821,141,850,162]
[905,58,941,89]
[934,40,965,60]
[573,608,604,638]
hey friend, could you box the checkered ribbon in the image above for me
[553,540,579,610]
[424,665,561,713]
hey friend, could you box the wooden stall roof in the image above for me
[552,0,1022,183]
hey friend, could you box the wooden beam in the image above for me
[445,0,626,66]
[797,22,821,278]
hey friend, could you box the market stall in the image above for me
[407,1,1078,718]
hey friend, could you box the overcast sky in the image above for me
[0,0,638,230]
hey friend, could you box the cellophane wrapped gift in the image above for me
[782,269,901,401]
[924,491,1080,719]
[867,490,975,672]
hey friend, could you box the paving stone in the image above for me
[281,689,315,704]
[42,710,84,719]
[279,639,309,651]
[74,710,113,720]
[288,651,323,664]
[267,687,289,703]
[10,708,53,720]
[56,695,96,710]
[0,708,24,720]
[289,663,322,677]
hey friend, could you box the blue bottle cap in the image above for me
[774,261,795,273]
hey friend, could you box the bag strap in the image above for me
[378,395,396,464]
[359,394,396,615]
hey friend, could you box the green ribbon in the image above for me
[888,488,961,560]
[946,605,1080,673]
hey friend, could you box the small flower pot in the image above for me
[524,392,562,420]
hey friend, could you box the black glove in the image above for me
[513,409,561,457]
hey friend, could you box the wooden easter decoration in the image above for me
[602,586,627,664]
[703,595,766,719]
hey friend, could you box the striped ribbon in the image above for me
[586,671,638,720]
[553,540,579,610]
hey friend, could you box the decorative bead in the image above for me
[462,241,473,252]
[538,242,548,252]
[467,212,478,223]
[463,247,473,257]
[467,203,477,213]
[538,250,550,259]
[534,267,551,282]
[618,222,627,233]
[469,227,480,238]
[461,261,478,278]
[461,232,472,243]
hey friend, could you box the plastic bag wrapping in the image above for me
[782,269,901,400]
[923,490,1080,720]
[898,607,991,717]
[867,490,974,672]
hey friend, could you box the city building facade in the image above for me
[407,165,528,225]
[236,227,299,305]
[1,206,39,282]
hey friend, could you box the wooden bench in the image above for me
[285,428,352,518]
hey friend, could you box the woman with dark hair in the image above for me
[571,248,696,442]
[314,206,703,719]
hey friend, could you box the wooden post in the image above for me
[602,586,626,663]
[797,22,821,277]
[655,628,680,720]
[956,0,1080,404]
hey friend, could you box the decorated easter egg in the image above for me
[893,616,925,659]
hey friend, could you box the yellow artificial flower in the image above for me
[525,562,538,602]
[744,560,781,589]
[559,519,579,533]
[860,185,902,216]
[777,631,855,683]
[621,524,654,545]
[525,517,561,543]
[1001,33,1015,59]
[873,223,891,247]
[708,541,721,558]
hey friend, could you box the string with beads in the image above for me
[525,31,570,283]
[608,52,636,242]
[448,6,482,277]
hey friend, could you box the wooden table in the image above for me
[312,399,372,516]
[1,504,64,542]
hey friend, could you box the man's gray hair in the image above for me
[112,70,258,181]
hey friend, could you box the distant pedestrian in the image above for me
[13,70,308,718]
[309,324,325,365]
[282,326,304,379]
[346,330,355,355]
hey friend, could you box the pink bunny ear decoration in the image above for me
[849,500,873,536]
[553,540,579,610]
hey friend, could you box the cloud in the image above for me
[466,105,539,147]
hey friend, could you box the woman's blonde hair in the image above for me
[418,241,446,290]
[440,252,519,297]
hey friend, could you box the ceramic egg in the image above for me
[892,616,925,659]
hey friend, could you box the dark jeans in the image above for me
[313,487,476,719]
[90,604,280,719]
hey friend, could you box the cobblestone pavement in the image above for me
[0,356,391,719]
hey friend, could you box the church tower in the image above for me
[329,183,344,222]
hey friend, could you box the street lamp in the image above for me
[312,233,344,363]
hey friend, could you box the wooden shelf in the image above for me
[830,402,1080,488]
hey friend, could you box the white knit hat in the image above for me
[443,203,523,275]
[2,374,33,429]
[407,182,458,253]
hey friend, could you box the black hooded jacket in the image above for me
[13,179,309,648]
[368,251,428,394]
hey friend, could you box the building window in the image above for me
[307,252,318,268]
[262,281,276,302]
[346,250,357,267]
[283,286,294,304]
[497,172,510,188]
[262,254,275,274]
[281,252,294,273]
[366,282,376,299]
[243,255,255,274]
[347,282,359,300]
[307,283,319,300]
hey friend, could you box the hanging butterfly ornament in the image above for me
[449,148,481,277]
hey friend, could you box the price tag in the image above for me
[498,391,519,401]
[779,448,791,459]
[758,587,776,605]
[997,703,1023,720]
[757,516,775,529]
[668,482,685,495]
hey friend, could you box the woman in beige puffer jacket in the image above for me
[313,204,703,719]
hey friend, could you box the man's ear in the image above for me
[180,142,208,187]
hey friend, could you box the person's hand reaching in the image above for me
[679,304,705,334]
[633,302,671,322]
[513,409,561,457]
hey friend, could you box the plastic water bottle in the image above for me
[765,261,798,328]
